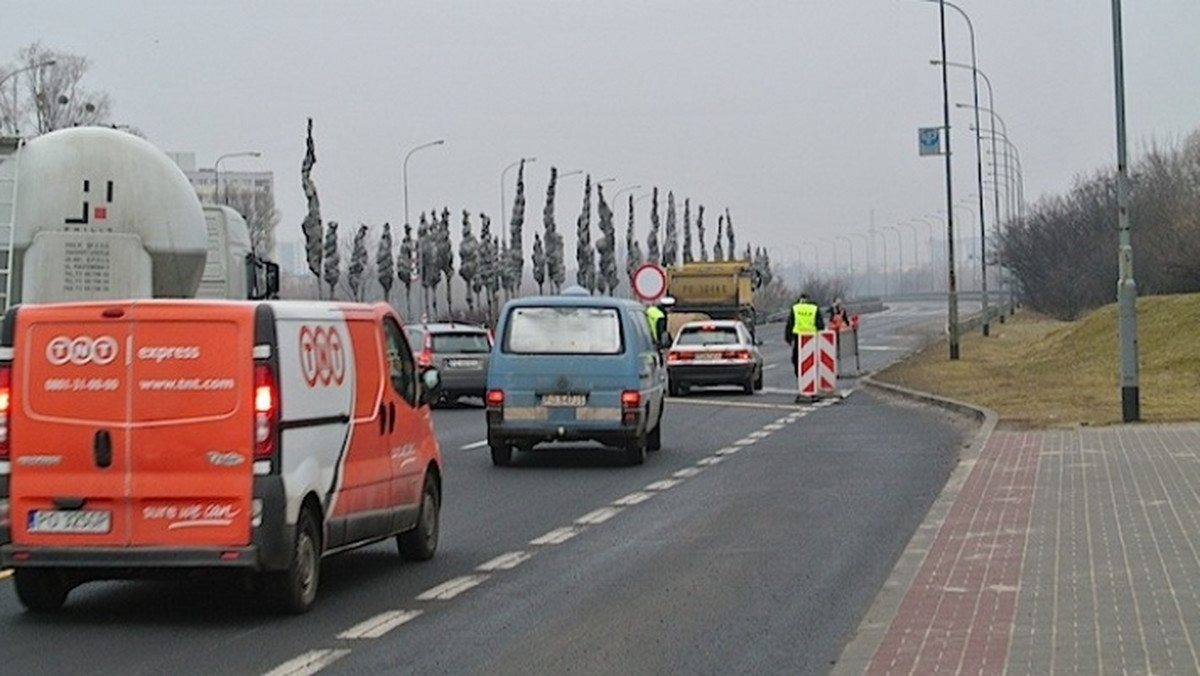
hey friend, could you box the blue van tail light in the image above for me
[621,389,640,425]
[486,389,505,409]
[254,363,278,458]
[0,364,11,460]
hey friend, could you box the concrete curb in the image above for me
[830,375,998,676]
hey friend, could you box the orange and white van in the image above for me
[0,299,443,613]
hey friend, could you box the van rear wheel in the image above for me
[398,473,440,561]
[266,507,321,613]
[14,568,71,613]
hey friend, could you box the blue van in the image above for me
[485,287,668,466]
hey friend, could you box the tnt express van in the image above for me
[0,299,443,613]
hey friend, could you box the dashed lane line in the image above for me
[477,551,533,571]
[674,467,703,479]
[670,397,809,411]
[645,479,682,491]
[460,440,488,450]
[576,507,623,525]
[0,570,11,580]
[263,649,351,676]
[338,610,422,640]
[530,526,583,546]
[416,575,489,601]
[614,492,654,506]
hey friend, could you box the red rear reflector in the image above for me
[221,551,241,560]
[621,390,640,407]
[486,389,505,406]
[254,363,278,458]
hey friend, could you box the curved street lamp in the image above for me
[402,139,445,229]
[214,151,262,204]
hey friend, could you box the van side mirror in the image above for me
[419,367,443,406]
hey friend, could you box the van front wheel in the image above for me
[398,474,440,561]
[266,507,321,614]
[14,568,71,613]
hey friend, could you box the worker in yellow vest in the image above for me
[785,292,825,372]
[645,302,667,346]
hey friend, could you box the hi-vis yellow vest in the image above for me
[791,302,818,334]
[645,305,665,341]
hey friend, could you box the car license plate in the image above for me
[28,509,112,534]
[696,352,721,360]
[447,358,481,368]
[542,393,586,407]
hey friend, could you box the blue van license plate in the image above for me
[542,393,586,407]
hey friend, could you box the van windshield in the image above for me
[505,306,622,354]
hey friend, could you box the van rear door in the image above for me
[11,302,254,549]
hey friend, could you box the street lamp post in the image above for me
[214,151,262,205]
[500,157,537,228]
[1111,0,1139,421]
[1,59,56,135]
[883,225,903,294]
[402,139,445,231]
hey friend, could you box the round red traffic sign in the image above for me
[632,263,668,303]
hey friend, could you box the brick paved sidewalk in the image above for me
[835,419,1200,675]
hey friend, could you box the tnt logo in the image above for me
[46,335,120,366]
[65,179,114,225]
[299,325,346,387]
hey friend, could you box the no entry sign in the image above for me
[632,263,667,303]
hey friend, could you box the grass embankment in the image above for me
[872,293,1200,428]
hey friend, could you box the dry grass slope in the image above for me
[872,293,1200,427]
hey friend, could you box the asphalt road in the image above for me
[0,299,975,676]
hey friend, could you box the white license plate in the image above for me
[695,352,721,360]
[542,393,586,407]
[447,358,481,368]
[28,509,112,534]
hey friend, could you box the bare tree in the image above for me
[299,119,324,291]
[696,205,708,262]
[596,185,618,295]
[543,167,566,293]
[725,208,736,260]
[683,198,694,264]
[221,183,281,259]
[626,193,644,284]
[1,42,111,135]
[322,221,341,299]
[479,214,500,320]
[347,224,369,301]
[376,222,394,303]
[458,210,480,315]
[714,214,725,261]
[576,175,595,292]
[646,187,661,264]
[508,159,527,297]
[532,233,547,294]
[437,208,455,315]
[663,192,678,266]
[418,214,440,318]
[398,223,416,319]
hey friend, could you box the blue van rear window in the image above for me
[505,306,622,354]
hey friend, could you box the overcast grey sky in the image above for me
[7,1,1199,269]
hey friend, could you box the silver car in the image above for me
[405,322,493,405]
[666,319,764,396]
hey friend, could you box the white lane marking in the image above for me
[698,456,726,466]
[531,526,583,545]
[460,440,488,450]
[763,423,786,431]
[417,575,489,601]
[0,569,11,580]
[338,610,422,640]
[577,507,623,525]
[674,467,703,479]
[671,397,799,410]
[734,438,757,446]
[645,479,682,491]
[715,446,742,456]
[263,649,351,676]
[614,492,654,506]
[764,363,780,370]
[748,430,772,439]
[477,551,533,571]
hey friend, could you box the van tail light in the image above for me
[486,389,505,409]
[621,389,640,425]
[0,364,11,460]
[253,363,278,459]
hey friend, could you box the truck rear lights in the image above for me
[0,365,10,460]
[253,363,278,458]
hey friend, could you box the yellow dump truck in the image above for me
[665,259,759,339]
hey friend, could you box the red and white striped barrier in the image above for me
[797,330,838,398]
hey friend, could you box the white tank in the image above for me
[4,127,207,303]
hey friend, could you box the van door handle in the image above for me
[389,402,396,433]
[379,403,387,435]
[94,430,113,469]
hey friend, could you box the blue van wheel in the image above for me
[490,442,513,466]
[625,431,647,465]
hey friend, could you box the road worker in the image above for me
[785,291,825,372]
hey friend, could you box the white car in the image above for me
[666,319,764,396]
